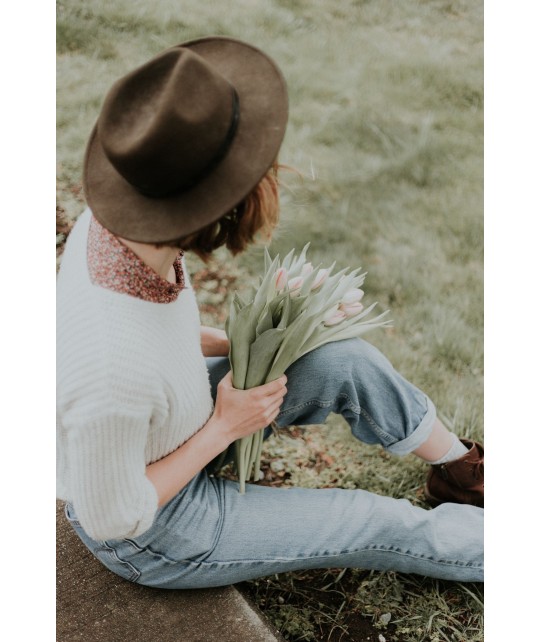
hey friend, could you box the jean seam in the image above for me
[277,398,333,418]
[100,541,141,582]
[194,475,227,562]
[123,523,226,567]
[358,407,397,444]
[276,395,398,447]
[277,393,361,419]
[183,545,484,568]
[123,538,179,565]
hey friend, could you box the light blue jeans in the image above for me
[65,338,484,587]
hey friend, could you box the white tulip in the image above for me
[341,288,364,305]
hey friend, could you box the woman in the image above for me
[57,36,483,589]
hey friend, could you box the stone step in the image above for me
[57,501,284,642]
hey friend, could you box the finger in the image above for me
[218,371,233,389]
[268,386,287,404]
[265,400,283,423]
[261,375,288,396]
[260,386,287,405]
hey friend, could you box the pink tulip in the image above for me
[311,269,329,290]
[340,302,364,317]
[274,267,288,291]
[323,305,346,326]
[301,262,314,277]
[287,276,304,297]
[341,288,364,305]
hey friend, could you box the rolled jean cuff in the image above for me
[386,395,437,456]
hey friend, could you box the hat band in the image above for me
[139,88,240,199]
[203,87,240,184]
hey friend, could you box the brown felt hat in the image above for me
[83,36,288,243]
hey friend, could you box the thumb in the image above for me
[219,371,234,389]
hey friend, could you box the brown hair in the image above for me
[158,161,281,261]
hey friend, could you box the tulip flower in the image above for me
[311,269,329,290]
[225,244,391,493]
[340,302,364,317]
[323,309,347,326]
[342,288,364,305]
[274,267,288,291]
[288,276,304,297]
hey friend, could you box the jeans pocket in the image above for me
[93,541,141,583]
[64,503,141,583]
[147,472,224,563]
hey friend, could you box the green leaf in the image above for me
[228,304,256,389]
[281,247,296,271]
[268,291,289,326]
[298,263,323,296]
[255,302,275,337]
[288,293,311,320]
[265,310,319,380]
[302,310,392,355]
[244,327,287,389]
[234,291,250,308]
[287,243,311,277]
[224,302,234,337]
[277,295,292,329]
[263,246,272,273]
[251,254,281,320]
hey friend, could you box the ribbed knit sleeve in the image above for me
[59,327,162,540]
[66,411,158,540]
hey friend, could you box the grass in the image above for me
[57,1,483,640]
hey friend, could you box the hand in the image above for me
[210,372,288,444]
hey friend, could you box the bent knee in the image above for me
[300,338,393,375]
[282,338,398,403]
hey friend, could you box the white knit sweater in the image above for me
[56,209,214,540]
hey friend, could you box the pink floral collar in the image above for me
[87,215,185,303]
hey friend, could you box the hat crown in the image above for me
[98,48,237,197]
[83,36,288,243]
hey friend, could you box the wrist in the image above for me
[205,414,234,451]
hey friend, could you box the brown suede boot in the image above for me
[424,439,484,508]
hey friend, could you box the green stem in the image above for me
[254,428,265,480]
[248,431,261,481]
[235,439,246,494]
[241,436,252,485]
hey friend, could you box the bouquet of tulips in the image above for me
[224,244,391,493]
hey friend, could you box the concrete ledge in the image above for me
[57,500,283,642]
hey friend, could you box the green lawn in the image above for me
[57,1,483,640]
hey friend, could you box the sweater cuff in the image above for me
[128,479,159,538]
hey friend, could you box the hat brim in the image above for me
[83,37,288,243]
